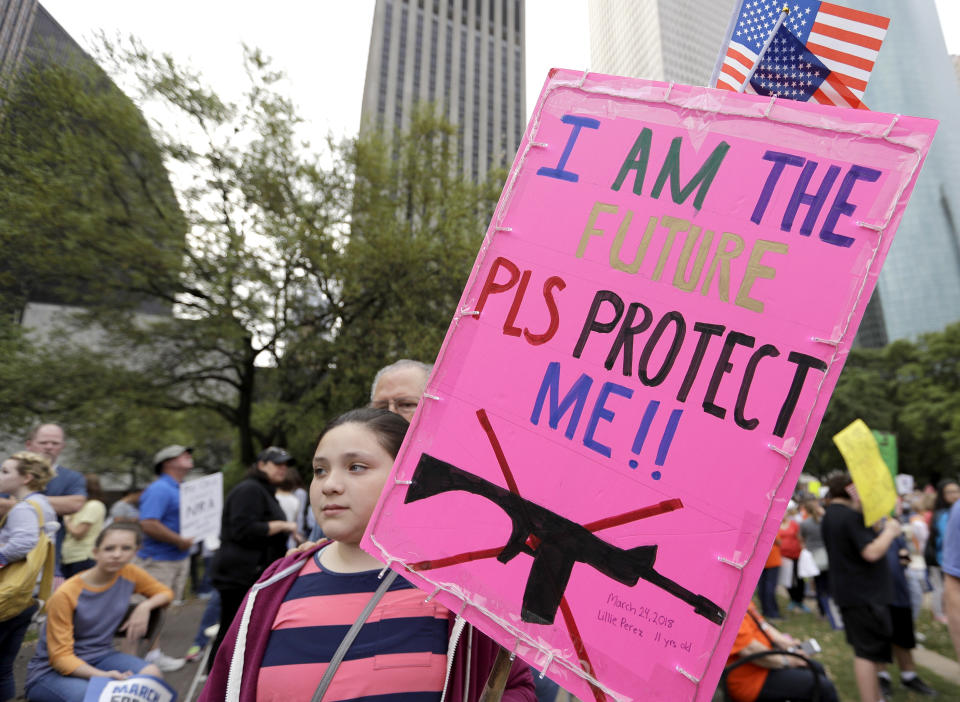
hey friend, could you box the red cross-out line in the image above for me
[559,595,606,702]
[476,408,520,494]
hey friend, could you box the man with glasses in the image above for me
[369,359,432,422]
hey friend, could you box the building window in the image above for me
[429,17,438,102]
[458,26,467,166]
[414,8,423,100]
[487,38,494,169]
[472,28,481,177]
[396,5,409,128]
[377,0,394,125]
[514,46,522,145]
[501,43,508,159]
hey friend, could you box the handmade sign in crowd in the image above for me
[179,472,222,541]
[362,70,936,700]
[83,674,176,702]
[834,419,898,527]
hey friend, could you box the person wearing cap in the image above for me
[133,444,195,672]
[207,447,297,667]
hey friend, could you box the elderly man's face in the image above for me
[371,367,427,422]
[26,424,65,464]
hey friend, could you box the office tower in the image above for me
[588,0,737,86]
[587,0,960,342]
[360,0,525,182]
[859,0,960,342]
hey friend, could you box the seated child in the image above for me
[25,523,172,702]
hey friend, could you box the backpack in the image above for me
[0,499,55,622]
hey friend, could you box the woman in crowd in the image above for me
[208,447,297,666]
[61,474,106,578]
[200,408,534,702]
[726,602,838,702]
[24,523,171,702]
[799,498,836,627]
[107,489,142,526]
[274,472,304,550]
[758,539,782,620]
[0,452,56,702]
[926,478,960,623]
[777,503,807,613]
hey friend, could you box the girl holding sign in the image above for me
[201,408,535,702]
[24,523,171,702]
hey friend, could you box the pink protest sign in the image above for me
[361,70,936,701]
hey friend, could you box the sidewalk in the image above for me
[13,596,212,701]
[915,644,960,686]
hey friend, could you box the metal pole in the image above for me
[738,4,791,93]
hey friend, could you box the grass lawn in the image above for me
[762,595,960,701]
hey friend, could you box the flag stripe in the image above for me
[812,88,834,106]
[825,71,867,94]
[815,82,853,108]
[714,41,757,90]
[807,33,881,63]
[824,72,866,109]
[807,44,873,82]
[815,13,888,41]
[810,21,884,51]
[818,1,891,30]
[720,63,747,87]
[727,47,756,71]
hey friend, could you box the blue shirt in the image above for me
[137,474,187,561]
[942,501,960,578]
[45,465,87,575]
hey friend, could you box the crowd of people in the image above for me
[3,363,960,701]
[727,474,960,702]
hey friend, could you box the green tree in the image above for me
[321,106,502,410]
[0,40,502,470]
[0,44,185,318]
[805,322,960,486]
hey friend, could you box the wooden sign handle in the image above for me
[478,646,514,702]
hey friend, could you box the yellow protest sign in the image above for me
[833,419,898,526]
[807,480,821,497]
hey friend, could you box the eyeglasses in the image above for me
[370,398,420,416]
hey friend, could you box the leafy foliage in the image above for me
[0,40,501,475]
[806,322,960,485]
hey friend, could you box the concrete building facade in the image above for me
[588,0,737,86]
[360,0,525,182]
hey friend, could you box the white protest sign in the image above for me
[84,674,176,702]
[179,472,222,541]
[896,473,915,495]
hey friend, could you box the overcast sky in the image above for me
[40,0,960,144]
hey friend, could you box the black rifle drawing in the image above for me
[405,453,726,627]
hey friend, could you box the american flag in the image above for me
[750,24,831,101]
[713,1,889,109]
